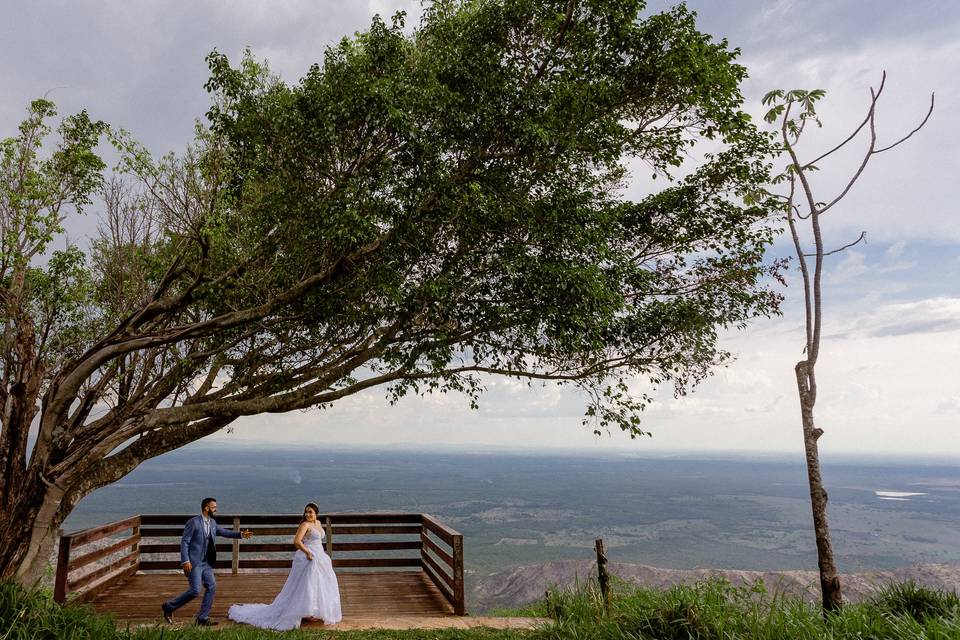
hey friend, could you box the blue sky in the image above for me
[3,1,957,455]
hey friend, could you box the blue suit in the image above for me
[164,515,243,622]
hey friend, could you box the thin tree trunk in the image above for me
[595,538,610,613]
[795,361,842,611]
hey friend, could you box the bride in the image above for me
[228,503,342,629]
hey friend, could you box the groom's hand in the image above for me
[182,561,192,577]
[241,529,252,539]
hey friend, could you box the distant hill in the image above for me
[473,561,960,612]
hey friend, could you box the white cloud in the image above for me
[935,397,960,415]
[886,241,908,259]
[753,0,797,30]
[832,250,869,283]
[878,260,918,274]
[839,297,960,338]
[367,0,423,26]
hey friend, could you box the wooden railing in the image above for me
[421,514,465,615]
[54,513,465,614]
[54,516,141,604]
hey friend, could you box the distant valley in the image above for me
[65,444,960,613]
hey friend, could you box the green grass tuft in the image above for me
[871,580,960,622]
[0,579,124,640]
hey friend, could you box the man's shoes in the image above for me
[195,619,219,626]
[161,604,173,624]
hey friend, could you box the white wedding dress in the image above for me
[228,525,342,629]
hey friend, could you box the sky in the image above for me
[3,1,958,456]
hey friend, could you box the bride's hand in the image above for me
[305,552,313,561]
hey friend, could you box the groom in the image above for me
[161,497,252,626]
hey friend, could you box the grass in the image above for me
[503,577,960,639]
[0,579,523,640]
[5,577,960,639]
[1,579,121,640]
[872,581,960,622]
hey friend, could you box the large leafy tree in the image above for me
[2,0,780,583]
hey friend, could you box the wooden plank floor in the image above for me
[91,571,454,627]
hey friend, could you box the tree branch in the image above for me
[803,231,866,258]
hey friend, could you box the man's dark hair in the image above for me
[201,497,216,510]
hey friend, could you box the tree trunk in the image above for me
[795,361,842,611]
[0,475,66,585]
[595,538,610,613]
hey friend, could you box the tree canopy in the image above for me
[2,0,780,582]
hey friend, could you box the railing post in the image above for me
[324,516,333,556]
[419,518,425,570]
[54,531,71,603]
[452,533,465,615]
[131,516,141,570]
[232,517,241,574]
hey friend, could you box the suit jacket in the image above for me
[180,515,242,568]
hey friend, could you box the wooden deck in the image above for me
[57,512,468,621]
[92,571,454,626]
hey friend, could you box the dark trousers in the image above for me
[165,562,216,621]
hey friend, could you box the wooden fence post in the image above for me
[54,531,71,603]
[325,516,333,556]
[131,517,141,570]
[595,538,610,613]
[232,517,241,574]
[452,533,465,615]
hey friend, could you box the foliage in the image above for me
[0,99,106,367]
[197,0,781,434]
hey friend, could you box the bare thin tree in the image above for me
[764,73,933,611]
